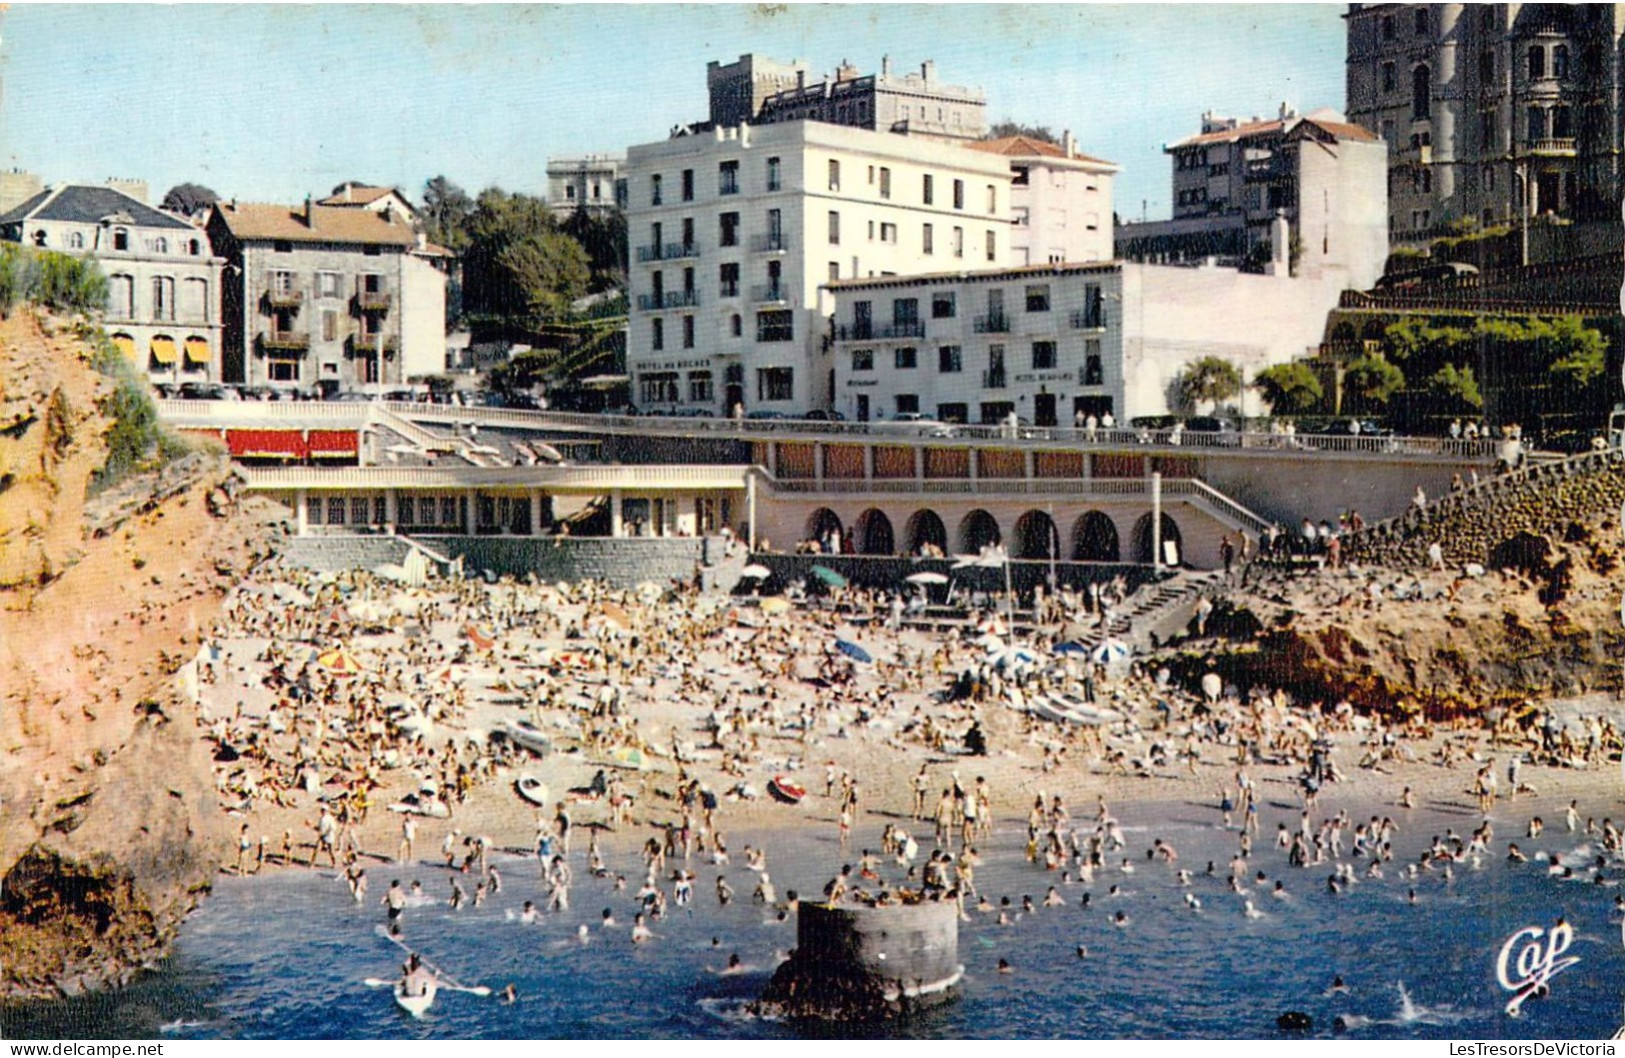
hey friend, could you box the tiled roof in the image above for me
[212,201,418,246]
[1297,117,1380,143]
[968,135,1115,167]
[1170,113,1378,150]
[0,185,193,230]
[317,185,397,207]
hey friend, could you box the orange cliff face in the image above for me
[0,308,283,999]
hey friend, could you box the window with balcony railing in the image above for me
[719,161,740,196]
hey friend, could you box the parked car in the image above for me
[804,409,847,422]
[237,385,284,402]
[745,409,791,421]
[176,382,241,401]
[326,391,375,403]
[672,407,715,418]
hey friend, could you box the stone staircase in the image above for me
[1066,569,1226,652]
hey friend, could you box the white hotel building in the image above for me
[623,120,1014,415]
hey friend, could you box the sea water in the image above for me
[8,797,1625,1040]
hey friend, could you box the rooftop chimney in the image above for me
[881,54,891,76]
[921,60,935,82]
[304,195,313,227]
[1062,129,1075,156]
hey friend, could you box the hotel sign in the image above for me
[1013,371,1072,384]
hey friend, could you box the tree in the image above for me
[460,189,588,322]
[1253,362,1324,414]
[560,207,627,293]
[985,120,1056,143]
[1384,315,1470,364]
[1177,356,1243,411]
[1426,362,1483,410]
[1343,354,1405,412]
[160,182,219,217]
[420,176,474,254]
[1541,315,1607,388]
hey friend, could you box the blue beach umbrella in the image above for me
[1053,641,1089,656]
[835,639,873,664]
[810,565,849,588]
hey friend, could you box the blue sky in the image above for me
[0,4,1345,220]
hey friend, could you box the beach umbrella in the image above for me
[316,645,364,677]
[1053,641,1089,656]
[533,442,565,463]
[835,639,873,664]
[904,571,949,585]
[635,580,664,600]
[1091,639,1131,665]
[740,563,772,579]
[990,646,1038,670]
[598,603,632,630]
[465,623,496,652]
[608,746,648,770]
[978,616,1008,637]
[975,633,1005,652]
[809,565,848,588]
[759,597,792,616]
[1201,672,1223,702]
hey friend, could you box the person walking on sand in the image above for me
[399,816,416,865]
[309,806,338,868]
[913,764,930,821]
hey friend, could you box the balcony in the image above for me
[750,233,790,253]
[1527,137,1577,156]
[1070,309,1108,329]
[982,368,1007,389]
[265,289,303,310]
[635,242,699,262]
[972,313,1010,333]
[347,333,399,356]
[832,321,924,341]
[751,284,789,305]
[354,291,392,313]
[636,290,700,311]
[260,330,310,353]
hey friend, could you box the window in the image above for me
[651,317,664,351]
[829,261,840,282]
[681,217,695,251]
[1382,62,1396,92]
[112,228,129,251]
[267,354,300,382]
[1412,65,1431,120]
[107,274,133,318]
[1381,14,1394,40]
[879,222,897,244]
[1031,340,1056,370]
[1413,7,1428,36]
[1554,45,1570,80]
[1080,284,1105,327]
[153,237,169,254]
[1553,105,1572,139]
[985,230,996,261]
[867,165,875,185]
[767,156,781,191]
[851,348,874,372]
[719,262,739,297]
[322,309,338,342]
[1528,105,1547,143]
[1479,49,1495,83]
[1083,339,1104,384]
[828,159,841,191]
[922,174,934,204]
[719,160,739,196]
[879,166,891,199]
[922,223,934,254]
[689,371,713,403]
[651,175,663,205]
[182,277,209,322]
[756,310,794,342]
[828,211,840,245]
[1528,46,1545,80]
[682,315,695,348]
[315,272,340,298]
[895,394,919,415]
[1025,284,1050,312]
[953,179,964,210]
[938,345,962,373]
[892,298,919,328]
[937,403,968,424]
[566,185,576,201]
[681,169,693,202]
[932,291,956,318]
[894,346,917,369]
[757,367,793,401]
[719,212,739,247]
[639,372,680,405]
[67,231,84,250]
[987,185,997,213]
[152,276,175,321]
[1479,110,1496,148]
[730,314,742,338]
[953,226,964,258]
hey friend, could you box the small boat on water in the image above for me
[515,773,549,807]
[394,976,437,1017]
[768,775,806,804]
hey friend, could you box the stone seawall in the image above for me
[1344,449,1625,567]
[746,552,1155,596]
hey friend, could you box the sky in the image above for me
[0,4,1346,221]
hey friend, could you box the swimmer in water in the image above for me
[1326,975,1350,996]
[720,953,745,975]
[1244,900,1265,920]
[1076,944,1089,959]
[1184,892,1202,911]
[519,900,539,924]
[1272,880,1287,899]
[502,984,517,1004]
[1112,910,1130,927]
[1043,886,1065,907]
[631,913,653,944]
[601,908,616,928]
[997,958,1013,974]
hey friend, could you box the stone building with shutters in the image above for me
[206,199,448,395]
[0,183,224,386]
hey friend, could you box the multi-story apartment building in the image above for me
[0,184,224,386]
[1116,108,1389,289]
[968,132,1117,265]
[206,200,447,394]
[544,155,628,218]
[707,54,987,144]
[827,245,1354,425]
[624,120,1013,415]
[1345,3,1625,241]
